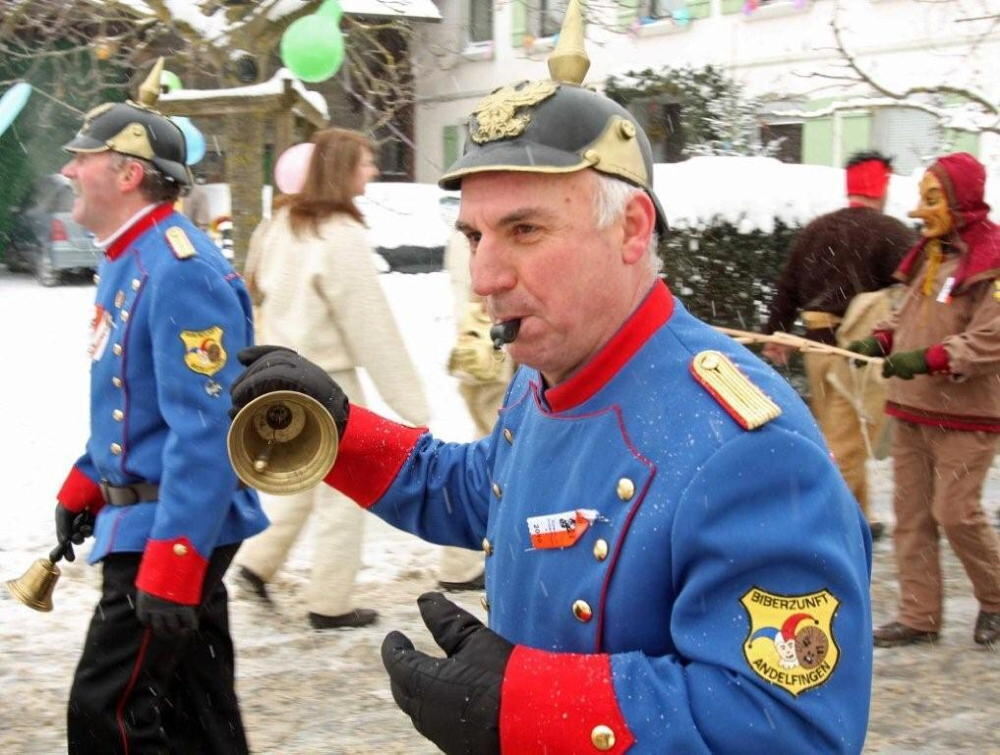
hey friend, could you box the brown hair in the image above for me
[276,128,373,237]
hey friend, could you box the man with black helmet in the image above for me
[230,2,872,751]
[55,59,266,753]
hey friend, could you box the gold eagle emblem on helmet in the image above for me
[469,80,559,144]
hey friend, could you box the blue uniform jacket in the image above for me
[329,283,872,752]
[57,205,267,604]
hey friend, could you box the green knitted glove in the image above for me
[881,349,929,380]
[846,337,885,357]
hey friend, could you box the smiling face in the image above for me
[457,169,656,385]
[60,151,146,239]
[908,171,954,239]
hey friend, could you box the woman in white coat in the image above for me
[237,128,430,629]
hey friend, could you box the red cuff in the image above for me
[324,405,426,508]
[135,537,208,605]
[57,466,105,514]
[500,646,635,753]
[873,330,894,354]
[924,343,951,374]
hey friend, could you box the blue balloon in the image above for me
[173,116,206,165]
[0,82,32,138]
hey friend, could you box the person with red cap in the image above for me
[848,151,1000,648]
[763,151,915,540]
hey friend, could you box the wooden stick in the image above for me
[715,326,884,364]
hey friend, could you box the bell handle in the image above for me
[49,539,71,565]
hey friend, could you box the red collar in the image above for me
[104,203,175,261]
[545,281,674,413]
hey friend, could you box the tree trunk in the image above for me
[224,115,265,273]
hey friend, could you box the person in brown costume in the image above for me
[764,152,915,539]
[849,152,1000,648]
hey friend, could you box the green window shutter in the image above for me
[617,0,640,31]
[839,112,871,160]
[443,125,460,170]
[945,129,979,156]
[686,0,711,19]
[721,0,744,13]
[802,118,834,166]
[511,0,527,47]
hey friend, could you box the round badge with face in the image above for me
[909,171,955,239]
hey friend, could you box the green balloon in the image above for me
[161,70,183,92]
[318,0,343,24]
[281,15,345,83]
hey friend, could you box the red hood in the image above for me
[895,152,1000,293]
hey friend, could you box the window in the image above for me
[468,0,494,43]
[871,107,937,176]
[640,0,679,19]
[534,0,568,38]
[761,122,803,163]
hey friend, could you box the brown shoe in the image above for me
[873,621,939,648]
[973,611,1000,646]
[308,608,378,630]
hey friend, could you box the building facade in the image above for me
[412,0,999,182]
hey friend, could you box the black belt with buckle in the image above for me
[100,480,160,506]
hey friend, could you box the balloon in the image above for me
[672,7,691,25]
[173,116,206,165]
[274,142,315,194]
[0,82,32,138]
[317,0,343,24]
[161,70,183,92]
[280,15,345,83]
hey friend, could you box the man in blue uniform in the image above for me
[53,60,266,753]
[230,3,872,751]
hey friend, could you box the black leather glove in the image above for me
[135,590,199,637]
[230,345,350,436]
[54,505,95,563]
[381,592,512,755]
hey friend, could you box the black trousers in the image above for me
[67,544,248,755]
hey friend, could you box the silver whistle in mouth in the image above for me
[490,319,521,350]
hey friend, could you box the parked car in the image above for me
[6,174,100,286]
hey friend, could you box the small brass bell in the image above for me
[5,541,70,612]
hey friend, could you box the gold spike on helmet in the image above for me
[63,57,192,188]
[439,0,668,232]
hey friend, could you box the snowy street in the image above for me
[1,269,997,753]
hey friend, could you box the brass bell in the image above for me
[227,390,339,495]
[6,550,64,612]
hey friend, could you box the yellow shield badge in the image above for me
[740,587,840,696]
[180,327,227,376]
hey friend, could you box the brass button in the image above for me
[618,119,636,139]
[93,273,101,284]
[112,343,123,356]
[112,409,124,422]
[591,724,616,750]
[173,543,188,556]
[593,538,609,561]
[109,442,122,455]
[120,310,129,322]
[131,278,141,291]
[701,353,719,370]
[482,537,493,555]
[480,595,490,611]
[617,477,635,501]
[492,482,502,499]
[114,291,125,308]
[572,599,593,622]
[112,376,123,388]
[584,148,600,165]
[503,428,514,444]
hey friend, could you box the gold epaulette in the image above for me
[690,350,782,430]
[166,226,197,260]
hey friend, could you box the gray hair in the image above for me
[592,172,662,275]
[109,152,185,202]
